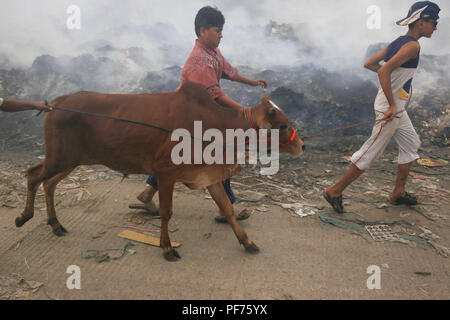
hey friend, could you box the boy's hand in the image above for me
[382,104,397,122]
[253,79,268,88]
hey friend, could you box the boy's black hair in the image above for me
[195,6,225,37]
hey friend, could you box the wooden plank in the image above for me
[117,229,181,248]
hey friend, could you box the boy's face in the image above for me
[418,19,438,38]
[199,26,223,49]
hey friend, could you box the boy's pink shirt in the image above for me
[176,39,239,99]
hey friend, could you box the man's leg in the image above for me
[324,109,399,212]
[137,186,157,203]
[130,175,158,213]
[390,110,420,204]
[325,163,364,198]
[215,179,250,223]
[389,161,414,202]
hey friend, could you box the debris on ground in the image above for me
[0,274,44,299]
[117,230,181,248]
[0,140,448,259]
[81,242,137,263]
[417,158,448,167]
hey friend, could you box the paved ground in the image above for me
[0,146,449,300]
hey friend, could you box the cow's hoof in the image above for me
[15,217,25,228]
[53,225,68,237]
[163,249,181,262]
[244,242,260,254]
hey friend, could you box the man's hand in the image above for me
[382,104,397,122]
[34,101,53,112]
[252,79,268,88]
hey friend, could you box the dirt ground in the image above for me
[0,141,449,300]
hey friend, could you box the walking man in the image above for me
[324,1,440,213]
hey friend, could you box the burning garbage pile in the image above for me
[0,26,449,152]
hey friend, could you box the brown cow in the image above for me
[15,82,304,261]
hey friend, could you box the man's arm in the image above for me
[233,74,268,88]
[215,94,245,110]
[376,41,420,121]
[364,48,387,72]
[0,99,53,112]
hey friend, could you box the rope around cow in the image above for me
[40,86,411,142]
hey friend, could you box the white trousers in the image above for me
[351,101,421,170]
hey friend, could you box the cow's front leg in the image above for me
[207,182,259,254]
[157,178,179,261]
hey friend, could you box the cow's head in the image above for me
[253,96,305,156]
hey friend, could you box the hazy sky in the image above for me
[0,0,448,70]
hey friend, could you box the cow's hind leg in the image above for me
[207,182,259,254]
[16,161,46,228]
[43,169,74,236]
[157,179,179,261]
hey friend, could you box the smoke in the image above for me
[0,0,449,71]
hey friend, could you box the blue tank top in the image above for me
[384,35,420,69]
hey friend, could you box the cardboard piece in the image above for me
[118,230,181,248]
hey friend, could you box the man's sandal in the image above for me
[128,202,159,215]
[214,209,251,224]
[390,192,418,206]
[323,191,344,214]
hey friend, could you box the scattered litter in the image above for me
[418,226,440,241]
[255,205,269,212]
[319,213,367,234]
[382,264,389,269]
[203,232,212,239]
[278,202,318,217]
[237,190,266,202]
[118,229,181,248]
[429,242,449,258]
[410,206,438,221]
[294,207,316,217]
[376,203,390,209]
[0,275,44,299]
[414,272,431,276]
[81,242,137,263]
[110,225,160,234]
[365,225,400,242]
[397,234,428,246]
[400,211,411,218]
[417,158,448,167]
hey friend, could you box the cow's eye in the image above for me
[280,125,288,130]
